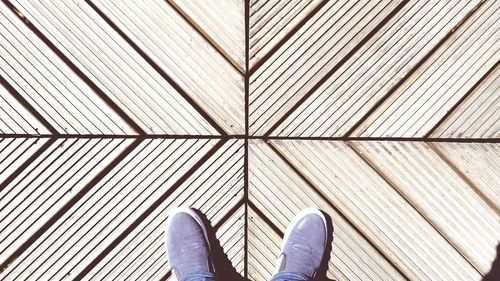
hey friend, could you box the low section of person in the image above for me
[165,207,328,281]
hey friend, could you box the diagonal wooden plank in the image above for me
[248,0,326,70]
[270,140,482,280]
[249,140,406,281]
[0,78,54,134]
[6,0,220,135]
[0,1,138,135]
[0,138,134,271]
[247,206,282,281]
[81,139,244,280]
[89,0,245,134]
[270,0,483,137]
[351,141,500,275]
[430,63,500,138]
[248,0,406,136]
[0,137,50,184]
[168,0,245,73]
[352,0,500,137]
[0,139,219,280]
[431,142,500,215]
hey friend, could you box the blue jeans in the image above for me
[180,271,310,281]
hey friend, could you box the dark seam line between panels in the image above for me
[244,0,250,279]
[74,139,226,280]
[265,141,411,281]
[248,201,284,237]
[84,0,227,136]
[344,0,488,138]
[262,0,410,138]
[1,134,498,143]
[0,134,237,139]
[165,0,245,75]
[2,0,146,135]
[255,136,500,143]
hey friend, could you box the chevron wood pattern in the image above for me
[0,0,498,280]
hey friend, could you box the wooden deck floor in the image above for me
[0,0,499,280]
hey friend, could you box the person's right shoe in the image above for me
[272,208,328,281]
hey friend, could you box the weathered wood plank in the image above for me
[271,0,483,137]
[91,0,245,134]
[351,141,500,275]
[249,0,404,136]
[271,140,482,280]
[353,0,500,137]
[431,64,500,138]
[432,142,500,215]
[170,0,245,72]
[249,140,406,281]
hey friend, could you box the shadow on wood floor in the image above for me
[484,243,500,281]
[195,210,246,281]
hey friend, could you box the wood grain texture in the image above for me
[249,0,404,136]
[353,0,500,137]
[271,140,483,280]
[431,63,500,138]
[271,0,483,137]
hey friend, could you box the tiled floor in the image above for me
[0,0,499,280]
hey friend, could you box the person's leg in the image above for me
[165,207,218,281]
[270,208,328,281]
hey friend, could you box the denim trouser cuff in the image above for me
[271,271,310,281]
[180,271,217,281]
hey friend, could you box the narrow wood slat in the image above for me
[249,0,404,135]
[272,0,483,137]
[431,63,500,138]
[169,0,245,71]
[271,140,482,280]
[353,0,500,137]
[0,139,217,280]
[90,0,244,134]
[351,141,500,274]
[249,140,406,281]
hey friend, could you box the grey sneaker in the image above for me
[165,207,215,280]
[273,208,328,280]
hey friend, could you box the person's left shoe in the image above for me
[165,207,216,280]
